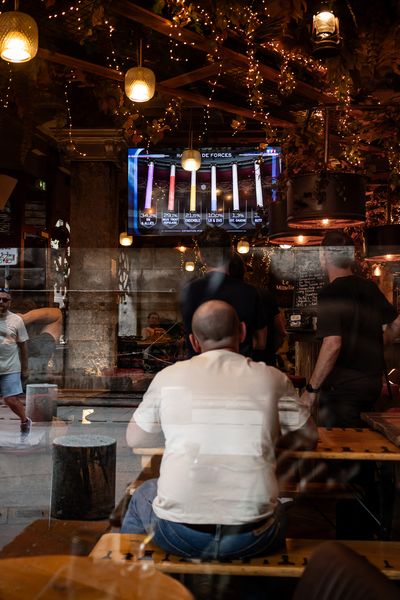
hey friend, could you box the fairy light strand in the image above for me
[64,77,87,158]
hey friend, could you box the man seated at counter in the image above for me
[301,230,400,428]
[122,300,317,560]
[141,311,166,341]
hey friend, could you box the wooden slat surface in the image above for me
[90,533,400,579]
[286,427,400,460]
[361,412,400,448]
[133,427,400,463]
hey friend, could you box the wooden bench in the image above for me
[90,533,400,579]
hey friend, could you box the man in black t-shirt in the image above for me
[300,231,400,540]
[180,228,267,358]
[301,230,400,428]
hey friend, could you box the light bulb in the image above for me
[0,11,38,63]
[185,261,195,272]
[124,66,155,102]
[373,265,382,276]
[237,240,250,254]
[181,149,201,171]
[119,232,133,246]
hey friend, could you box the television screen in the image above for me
[127,146,280,236]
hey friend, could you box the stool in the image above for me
[51,434,116,520]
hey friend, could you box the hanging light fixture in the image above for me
[365,197,400,262]
[119,232,133,247]
[365,224,400,262]
[312,6,340,58]
[268,200,324,246]
[237,239,250,254]
[0,0,38,63]
[181,110,201,171]
[184,261,195,272]
[287,109,366,229]
[125,39,155,103]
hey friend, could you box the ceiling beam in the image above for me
[160,63,223,88]
[111,0,334,105]
[38,48,124,82]
[37,47,294,127]
[157,83,295,128]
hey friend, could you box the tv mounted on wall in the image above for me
[127,146,280,236]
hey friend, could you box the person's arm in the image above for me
[277,415,318,450]
[383,314,400,346]
[20,307,61,326]
[300,335,342,408]
[276,376,318,450]
[126,417,162,447]
[273,312,286,351]
[18,341,28,380]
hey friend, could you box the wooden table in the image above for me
[361,412,400,447]
[0,555,194,599]
[284,426,400,461]
[133,428,400,479]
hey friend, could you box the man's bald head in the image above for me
[191,300,244,353]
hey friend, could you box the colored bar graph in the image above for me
[211,165,217,212]
[144,161,154,210]
[190,169,196,212]
[255,161,263,207]
[168,164,176,211]
[232,163,239,211]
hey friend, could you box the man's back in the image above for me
[317,274,397,375]
[134,349,304,524]
[181,272,266,357]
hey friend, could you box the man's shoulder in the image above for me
[6,311,24,325]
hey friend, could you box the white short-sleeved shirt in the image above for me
[132,350,309,525]
[0,311,29,375]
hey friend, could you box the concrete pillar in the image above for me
[56,129,126,385]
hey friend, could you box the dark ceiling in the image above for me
[1,0,400,185]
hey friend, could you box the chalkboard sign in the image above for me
[293,248,326,309]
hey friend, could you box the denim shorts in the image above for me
[0,372,23,398]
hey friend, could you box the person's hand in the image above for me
[299,390,317,410]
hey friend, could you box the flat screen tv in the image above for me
[127,146,280,236]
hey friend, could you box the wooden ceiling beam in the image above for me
[160,63,223,88]
[37,48,294,127]
[37,48,124,82]
[111,0,333,105]
[157,83,295,128]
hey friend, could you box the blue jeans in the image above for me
[121,479,286,560]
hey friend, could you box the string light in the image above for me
[1,62,12,108]
[64,77,86,158]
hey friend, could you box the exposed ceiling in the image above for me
[1,0,400,188]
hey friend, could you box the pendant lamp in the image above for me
[119,232,133,247]
[268,199,324,246]
[181,111,201,171]
[125,40,155,103]
[237,239,250,254]
[365,225,400,262]
[0,1,38,63]
[287,109,366,229]
[312,7,340,58]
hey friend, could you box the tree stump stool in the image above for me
[26,384,58,422]
[51,434,116,520]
